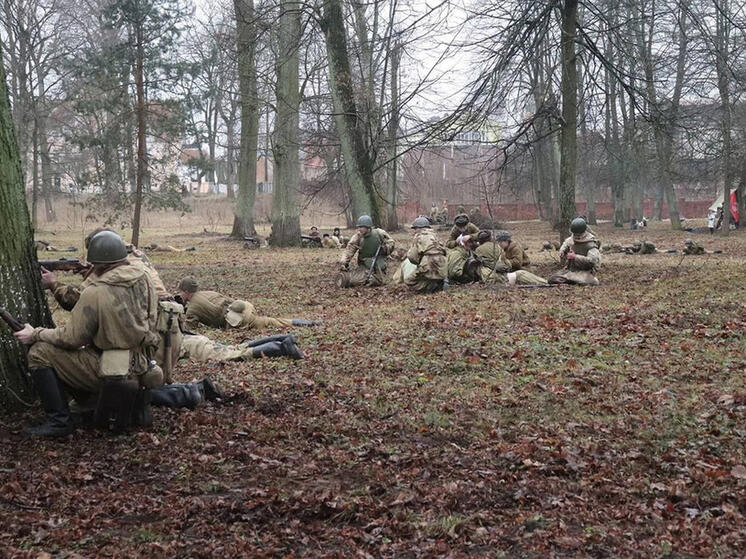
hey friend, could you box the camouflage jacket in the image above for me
[408,228,446,280]
[34,261,159,362]
[52,252,170,311]
[341,228,395,266]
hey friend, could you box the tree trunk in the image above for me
[0,51,53,411]
[131,17,146,247]
[321,0,382,225]
[31,114,39,229]
[716,0,732,236]
[270,0,301,246]
[230,0,259,238]
[558,0,578,241]
[385,41,400,231]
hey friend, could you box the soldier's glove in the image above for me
[340,263,349,272]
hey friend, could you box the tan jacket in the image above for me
[341,228,395,265]
[185,290,233,329]
[446,221,480,248]
[502,241,530,270]
[52,252,169,311]
[35,261,159,371]
[558,232,601,272]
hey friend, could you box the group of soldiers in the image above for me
[336,213,603,291]
[12,228,321,437]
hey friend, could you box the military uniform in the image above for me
[405,226,446,292]
[185,290,294,330]
[683,240,704,255]
[548,231,601,285]
[338,227,395,287]
[322,235,341,249]
[474,242,546,285]
[634,241,656,254]
[501,240,531,270]
[180,334,254,362]
[28,260,160,398]
[446,215,480,248]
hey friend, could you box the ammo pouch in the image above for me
[157,301,184,334]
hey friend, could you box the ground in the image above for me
[2,216,746,558]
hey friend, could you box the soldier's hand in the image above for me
[566,250,576,260]
[13,324,35,345]
[40,267,56,290]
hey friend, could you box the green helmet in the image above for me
[412,216,431,229]
[178,277,199,293]
[87,230,127,264]
[85,227,116,249]
[496,230,512,242]
[570,217,587,235]
[454,214,469,226]
[356,215,374,228]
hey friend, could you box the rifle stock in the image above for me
[0,307,25,332]
[39,258,90,274]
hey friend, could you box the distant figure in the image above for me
[683,239,705,255]
[337,215,395,288]
[708,210,716,235]
[332,227,348,248]
[321,233,340,249]
[309,226,321,239]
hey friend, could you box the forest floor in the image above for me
[2,218,746,558]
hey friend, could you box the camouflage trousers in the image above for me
[547,269,599,286]
[179,334,253,362]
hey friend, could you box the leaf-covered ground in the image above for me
[3,220,746,558]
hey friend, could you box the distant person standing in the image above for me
[708,209,716,235]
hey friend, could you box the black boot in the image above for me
[291,319,322,327]
[199,377,224,402]
[25,368,74,437]
[252,338,304,360]
[242,333,296,347]
[131,388,153,428]
[150,383,204,409]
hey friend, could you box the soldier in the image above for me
[309,226,321,239]
[631,240,657,254]
[495,231,530,270]
[548,217,601,286]
[683,239,705,255]
[337,215,395,288]
[180,333,302,362]
[403,216,447,292]
[13,230,161,436]
[446,214,480,249]
[321,233,340,249]
[178,277,319,332]
[475,231,547,285]
[332,227,348,248]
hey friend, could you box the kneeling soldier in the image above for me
[337,215,395,287]
[548,218,601,286]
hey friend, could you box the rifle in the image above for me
[0,307,25,332]
[365,243,383,285]
[163,308,174,384]
[39,258,90,274]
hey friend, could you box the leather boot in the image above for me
[131,388,153,428]
[251,338,303,360]
[199,377,224,402]
[242,333,296,347]
[150,383,204,409]
[291,319,322,326]
[25,368,74,437]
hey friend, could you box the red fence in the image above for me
[398,199,714,224]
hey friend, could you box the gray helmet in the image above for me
[85,227,116,248]
[496,230,512,242]
[87,230,127,264]
[356,215,374,228]
[178,277,200,293]
[454,214,469,226]
[570,217,587,235]
[411,216,431,229]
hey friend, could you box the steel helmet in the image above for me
[570,217,587,235]
[86,230,127,264]
[356,215,374,228]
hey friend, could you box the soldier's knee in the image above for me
[27,341,55,368]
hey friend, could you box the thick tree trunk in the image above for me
[558,0,578,241]
[0,52,53,411]
[385,42,400,231]
[321,0,382,225]
[231,0,259,238]
[270,0,301,246]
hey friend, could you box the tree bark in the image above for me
[716,0,732,236]
[230,0,259,238]
[558,0,578,241]
[321,0,382,225]
[270,0,301,246]
[0,49,53,411]
[131,14,147,247]
[385,41,400,231]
